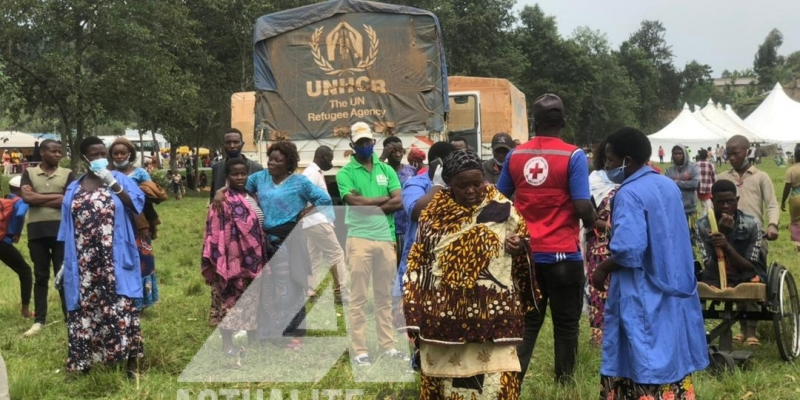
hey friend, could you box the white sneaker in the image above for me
[23,323,44,337]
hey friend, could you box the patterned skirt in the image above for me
[600,374,695,400]
[135,236,159,310]
[585,245,609,347]
[209,276,259,331]
[420,371,520,400]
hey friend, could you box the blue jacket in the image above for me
[58,171,145,311]
[3,194,28,245]
[602,166,708,383]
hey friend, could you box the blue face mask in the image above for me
[354,144,374,159]
[606,160,626,184]
[85,156,109,173]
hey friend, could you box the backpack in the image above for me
[0,197,21,239]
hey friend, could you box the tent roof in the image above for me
[691,106,739,141]
[744,82,800,143]
[0,131,38,148]
[697,99,762,142]
[648,104,728,142]
[724,104,750,130]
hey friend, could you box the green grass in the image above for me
[0,163,799,399]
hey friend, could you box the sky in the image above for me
[517,0,800,77]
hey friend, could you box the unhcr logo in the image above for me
[307,22,386,97]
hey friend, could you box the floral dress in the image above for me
[66,187,144,372]
[584,188,616,346]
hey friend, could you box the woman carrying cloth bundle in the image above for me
[108,137,167,310]
[401,150,538,400]
[202,158,267,355]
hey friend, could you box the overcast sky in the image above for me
[518,0,800,77]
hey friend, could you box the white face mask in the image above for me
[113,160,130,168]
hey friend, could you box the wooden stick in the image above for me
[707,207,728,289]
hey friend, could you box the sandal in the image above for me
[745,337,761,347]
[733,333,745,344]
[286,339,305,350]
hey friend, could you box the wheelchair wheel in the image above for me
[709,351,736,373]
[771,266,800,361]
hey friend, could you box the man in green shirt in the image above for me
[336,121,406,366]
[20,139,76,337]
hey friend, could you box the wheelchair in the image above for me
[698,262,800,371]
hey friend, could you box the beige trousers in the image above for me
[304,223,346,296]
[345,236,396,356]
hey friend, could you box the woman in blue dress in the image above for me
[108,137,161,310]
[245,141,333,347]
[591,128,708,400]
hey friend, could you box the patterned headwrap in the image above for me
[442,149,482,184]
[407,147,426,163]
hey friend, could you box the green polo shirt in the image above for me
[336,154,401,242]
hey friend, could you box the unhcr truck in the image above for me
[232,0,527,180]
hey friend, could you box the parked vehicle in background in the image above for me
[231,0,528,188]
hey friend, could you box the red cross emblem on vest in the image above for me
[524,157,549,186]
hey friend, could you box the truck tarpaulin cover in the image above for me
[253,0,449,140]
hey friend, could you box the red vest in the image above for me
[508,137,580,253]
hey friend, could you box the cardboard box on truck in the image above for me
[448,76,528,157]
[231,92,257,154]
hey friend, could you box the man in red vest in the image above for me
[497,94,596,384]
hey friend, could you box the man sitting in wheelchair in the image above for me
[697,180,768,346]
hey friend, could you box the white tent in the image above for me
[648,103,728,162]
[744,82,800,145]
[692,105,738,144]
[0,131,38,149]
[724,104,751,132]
[696,99,762,142]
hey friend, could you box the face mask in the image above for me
[113,160,130,169]
[354,144,374,159]
[606,160,627,184]
[84,156,109,173]
[226,150,241,158]
[737,157,749,170]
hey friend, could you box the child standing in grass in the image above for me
[201,158,266,355]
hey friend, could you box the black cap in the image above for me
[532,93,564,119]
[492,133,513,151]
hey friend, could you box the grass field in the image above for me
[1,162,799,400]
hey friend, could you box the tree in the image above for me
[627,20,674,67]
[778,51,800,82]
[753,28,784,91]
[570,27,637,144]
[617,20,681,131]
[0,0,199,169]
[680,61,714,106]
[515,5,595,142]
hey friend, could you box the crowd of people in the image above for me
[1,92,799,400]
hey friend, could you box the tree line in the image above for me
[1,0,799,169]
